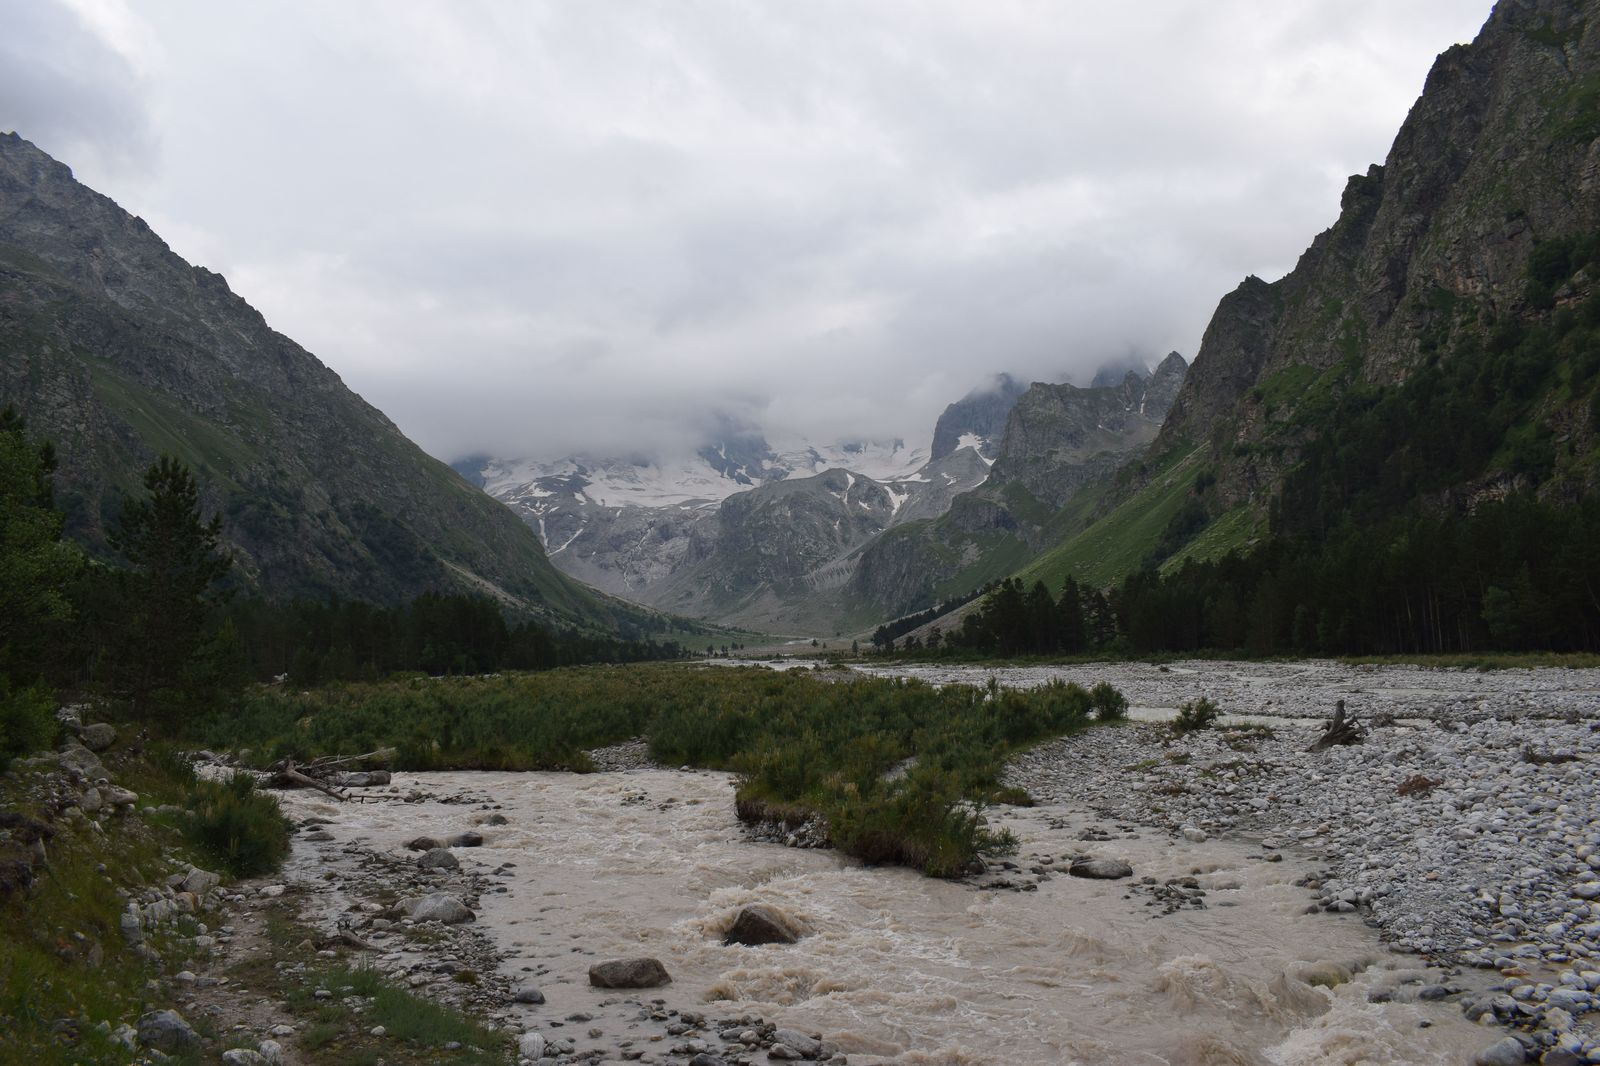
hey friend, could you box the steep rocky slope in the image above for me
[1160,0,1600,505]
[848,354,1187,619]
[0,134,609,624]
[928,373,1027,461]
[996,0,1600,613]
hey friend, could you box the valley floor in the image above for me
[249,659,1600,1066]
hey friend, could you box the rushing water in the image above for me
[283,767,1488,1065]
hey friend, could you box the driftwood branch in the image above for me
[268,760,348,801]
[1308,699,1365,752]
[305,748,397,771]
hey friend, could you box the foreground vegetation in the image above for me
[206,665,1126,876]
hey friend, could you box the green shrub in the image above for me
[0,681,56,770]
[1173,697,1222,734]
[1089,680,1129,720]
[184,773,290,877]
[200,665,1126,878]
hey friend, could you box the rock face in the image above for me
[723,904,802,946]
[588,957,672,988]
[1157,0,1600,505]
[987,355,1188,510]
[929,373,1029,461]
[0,133,604,623]
[849,355,1188,619]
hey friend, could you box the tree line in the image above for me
[0,408,687,751]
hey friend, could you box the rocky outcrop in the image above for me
[987,361,1186,510]
[848,355,1188,620]
[929,373,1028,461]
[0,134,604,623]
[1159,0,1600,497]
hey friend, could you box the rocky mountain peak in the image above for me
[929,372,1029,461]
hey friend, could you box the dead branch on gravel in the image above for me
[1307,699,1365,752]
[1522,747,1579,765]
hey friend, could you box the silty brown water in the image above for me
[281,767,1489,1065]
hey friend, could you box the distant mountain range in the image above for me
[464,356,1187,631]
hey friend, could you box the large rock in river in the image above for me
[417,848,459,870]
[1069,858,1133,880]
[723,904,802,946]
[589,957,671,988]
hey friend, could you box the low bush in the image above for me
[1089,680,1129,721]
[201,665,1124,878]
[184,772,290,878]
[1173,697,1222,734]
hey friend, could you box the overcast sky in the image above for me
[3,0,1493,462]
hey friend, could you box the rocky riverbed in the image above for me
[244,659,1600,1065]
[857,658,1600,1064]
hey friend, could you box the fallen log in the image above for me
[267,760,347,801]
[1307,699,1365,752]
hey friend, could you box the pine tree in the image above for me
[107,457,233,715]
[0,408,81,685]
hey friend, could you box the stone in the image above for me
[1541,1051,1581,1066]
[136,1009,199,1053]
[519,1031,546,1060]
[447,831,484,847]
[221,1051,267,1066]
[57,743,104,776]
[769,1045,802,1061]
[418,847,460,870]
[399,892,475,924]
[257,1039,285,1065]
[1068,858,1134,880]
[336,770,391,787]
[689,1055,728,1066]
[404,836,444,851]
[103,786,137,808]
[772,1029,821,1057]
[258,884,286,898]
[79,723,116,751]
[1474,1038,1528,1066]
[512,986,546,1004]
[1181,826,1208,843]
[181,867,221,895]
[588,957,671,989]
[724,904,801,946]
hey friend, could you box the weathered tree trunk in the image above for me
[267,760,348,800]
[1308,699,1365,752]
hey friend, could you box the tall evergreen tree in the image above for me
[0,408,81,685]
[107,457,233,713]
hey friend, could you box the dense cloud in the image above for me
[2,0,1493,460]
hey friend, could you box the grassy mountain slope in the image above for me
[0,134,624,628]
